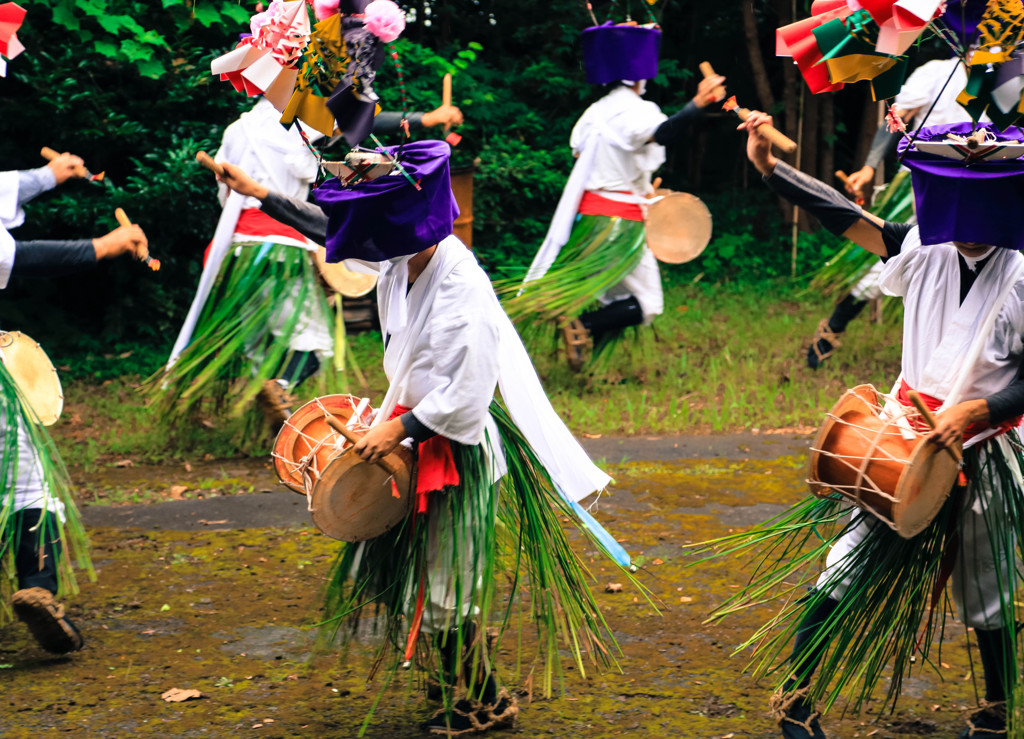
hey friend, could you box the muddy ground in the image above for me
[1,435,985,738]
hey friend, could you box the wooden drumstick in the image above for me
[441,73,453,135]
[698,61,726,103]
[195,150,225,177]
[326,415,401,477]
[721,96,798,154]
[114,208,160,272]
[907,390,963,464]
[41,146,104,181]
[835,170,865,205]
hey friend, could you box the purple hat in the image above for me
[899,122,1024,250]
[581,23,661,85]
[314,140,460,262]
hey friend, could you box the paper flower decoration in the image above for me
[0,3,27,78]
[313,0,340,21]
[211,0,310,111]
[364,0,406,43]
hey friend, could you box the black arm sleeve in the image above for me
[372,111,424,135]
[653,101,701,146]
[260,192,328,244]
[863,122,900,172]
[764,161,866,236]
[11,239,97,278]
[986,365,1024,424]
[400,410,437,442]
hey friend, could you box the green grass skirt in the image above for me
[147,241,348,444]
[0,361,92,621]
[497,215,647,324]
[702,432,1024,727]
[319,402,631,732]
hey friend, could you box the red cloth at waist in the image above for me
[203,208,314,266]
[578,191,644,222]
[896,379,1022,441]
[390,404,460,514]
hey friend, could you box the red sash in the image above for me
[578,191,644,222]
[203,208,314,266]
[896,379,1021,441]
[390,404,460,514]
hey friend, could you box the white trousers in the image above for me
[598,246,663,324]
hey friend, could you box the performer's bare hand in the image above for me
[740,110,778,177]
[929,399,988,450]
[845,166,874,201]
[47,152,86,184]
[422,104,464,129]
[694,74,726,108]
[353,417,406,464]
[93,224,149,261]
[217,161,269,200]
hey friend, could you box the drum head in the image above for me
[272,395,369,493]
[311,448,414,542]
[645,191,713,264]
[893,438,960,539]
[314,247,378,298]
[0,331,62,426]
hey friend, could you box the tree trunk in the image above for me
[742,0,776,114]
[802,91,820,182]
[821,96,835,188]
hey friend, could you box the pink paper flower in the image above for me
[313,0,340,21]
[364,0,405,42]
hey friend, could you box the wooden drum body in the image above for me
[808,385,961,539]
[272,395,373,493]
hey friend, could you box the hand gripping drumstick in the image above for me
[699,63,799,155]
[906,390,963,465]
[835,170,865,205]
[114,208,160,272]
[40,146,105,182]
[326,415,402,478]
[195,150,225,177]
[697,62,726,103]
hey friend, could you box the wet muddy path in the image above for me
[2,435,982,738]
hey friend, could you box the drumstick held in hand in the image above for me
[722,96,798,154]
[835,170,865,205]
[326,415,400,477]
[195,151,225,177]
[442,73,453,135]
[698,61,726,103]
[115,208,160,272]
[907,390,963,464]
[41,146,105,182]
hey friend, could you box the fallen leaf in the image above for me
[118,351,133,359]
[115,459,134,468]
[201,420,216,430]
[252,724,263,729]
[604,583,623,593]
[581,432,602,439]
[652,558,664,565]
[199,519,229,526]
[679,596,693,603]
[170,485,188,500]
[161,688,204,702]
[184,461,193,473]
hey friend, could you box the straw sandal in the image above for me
[424,688,518,736]
[959,701,1007,737]
[257,380,295,429]
[12,587,84,654]
[806,319,842,370]
[561,318,591,373]
[769,687,826,739]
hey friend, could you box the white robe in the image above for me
[168,99,328,364]
[524,86,667,321]
[368,236,611,504]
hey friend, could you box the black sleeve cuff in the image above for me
[12,240,97,278]
[764,161,864,237]
[372,111,424,135]
[260,192,328,244]
[864,122,899,172]
[986,377,1024,425]
[653,100,701,146]
[400,411,438,443]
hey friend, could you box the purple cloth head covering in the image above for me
[899,122,1024,250]
[938,0,986,46]
[314,140,460,262]
[581,23,661,85]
